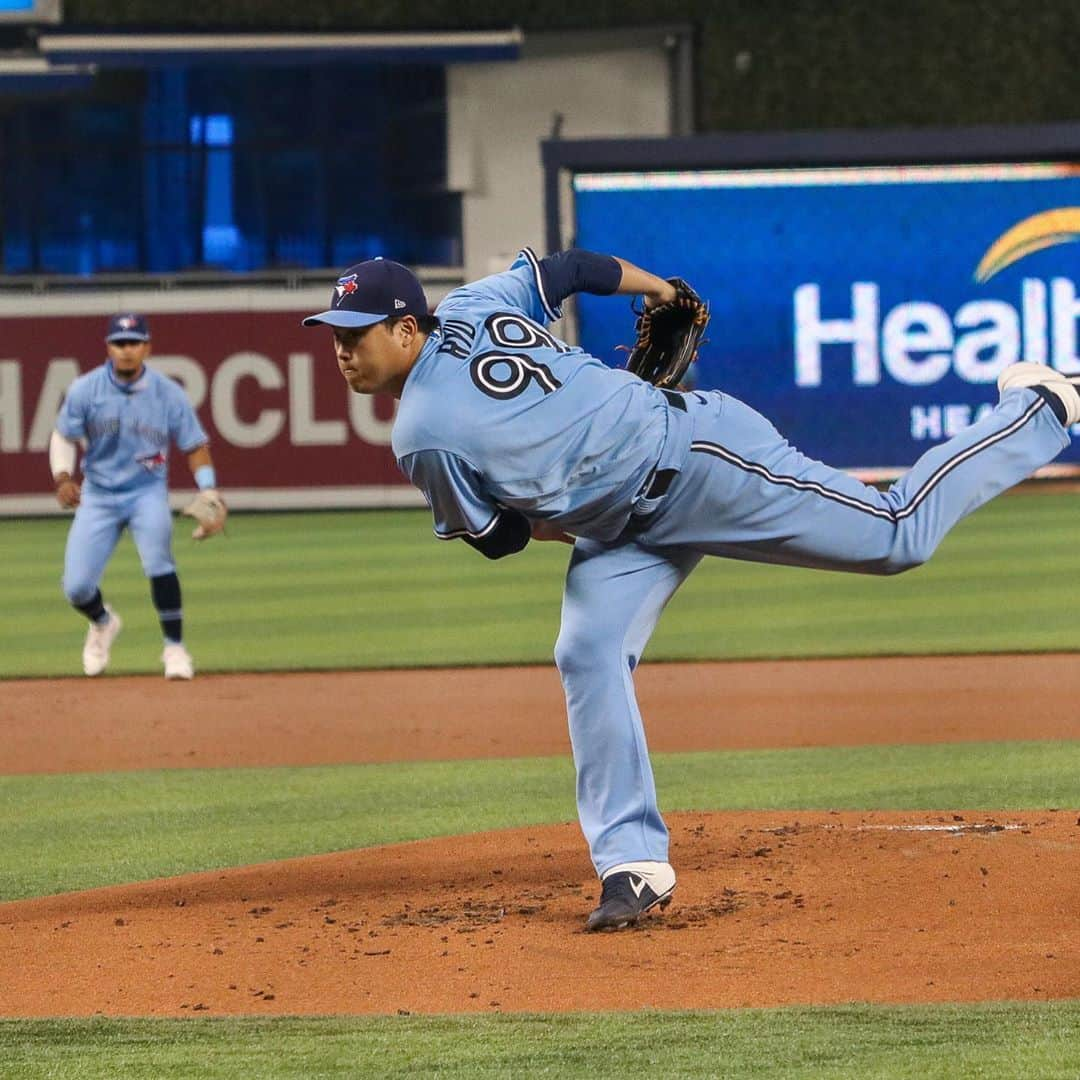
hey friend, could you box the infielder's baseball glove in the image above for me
[183,489,227,540]
[625,277,710,388]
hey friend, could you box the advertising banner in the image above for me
[0,285,455,515]
[573,163,1080,473]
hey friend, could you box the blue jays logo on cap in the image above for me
[302,257,428,330]
[106,313,150,342]
[335,274,359,302]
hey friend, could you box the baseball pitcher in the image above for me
[50,313,227,680]
[304,251,1076,931]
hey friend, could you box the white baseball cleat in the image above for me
[998,362,1080,426]
[82,607,122,677]
[162,642,194,680]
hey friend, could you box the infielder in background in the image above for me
[50,313,227,680]
[303,252,1078,931]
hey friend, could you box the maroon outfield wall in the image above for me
[0,286,459,514]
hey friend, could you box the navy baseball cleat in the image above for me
[585,861,676,932]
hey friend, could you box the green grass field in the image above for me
[2,490,1079,678]
[4,739,1080,901]
[5,1004,1080,1079]
[3,497,1080,1076]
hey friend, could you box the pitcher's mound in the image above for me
[2,810,1079,1016]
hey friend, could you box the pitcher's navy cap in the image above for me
[302,257,428,329]
[106,313,150,342]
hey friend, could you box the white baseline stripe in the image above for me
[850,823,1022,833]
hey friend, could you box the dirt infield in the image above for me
[3,811,1079,1016]
[2,654,1079,1015]
[6,654,1080,775]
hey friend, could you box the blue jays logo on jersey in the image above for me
[136,450,167,472]
[334,274,359,303]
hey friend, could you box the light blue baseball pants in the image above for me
[62,485,176,605]
[555,387,1069,876]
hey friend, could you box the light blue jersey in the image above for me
[393,251,692,542]
[57,361,207,494]
[345,245,1074,914]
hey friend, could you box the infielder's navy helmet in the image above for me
[302,257,428,329]
[106,312,150,342]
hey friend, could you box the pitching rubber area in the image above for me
[2,655,1080,1015]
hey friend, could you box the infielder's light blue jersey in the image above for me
[57,362,207,493]
[393,250,693,542]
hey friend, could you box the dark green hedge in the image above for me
[62,1,1080,130]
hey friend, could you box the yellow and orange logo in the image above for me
[975,207,1080,283]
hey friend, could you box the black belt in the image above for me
[627,466,679,534]
[643,467,678,500]
[631,391,685,511]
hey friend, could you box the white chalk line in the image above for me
[852,823,1025,834]
[763,823,1030,836]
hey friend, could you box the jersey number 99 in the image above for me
[470,351,563,400]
